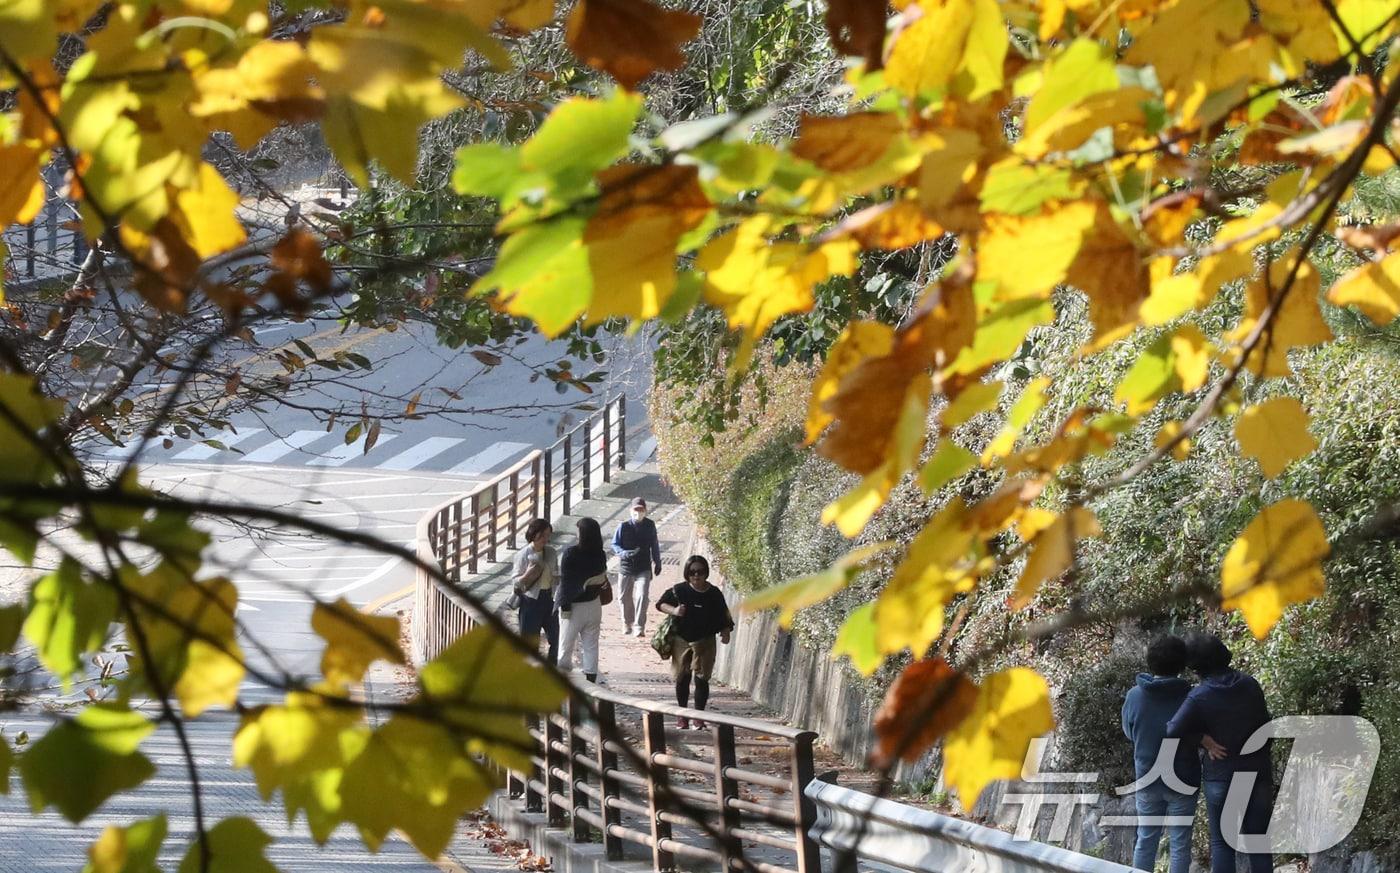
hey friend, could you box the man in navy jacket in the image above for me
[1122,635,1200,873]
[1166,632,1274,873]
[612,496,662,636]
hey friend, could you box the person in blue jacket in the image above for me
[1122,634,1200,873]
[611,496,662,636]
[1166,632,1274,873]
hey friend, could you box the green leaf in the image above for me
[20,704,156,822]
[744,543,893,628]
[419,624,567,770]
[1114,332,1175,414]
[0,373,66,486]
[947,295,1055,376]
[178,817,278,873]
[519,92,642,197]
[979,160,1079,215]
[832,602,883,675]
[472,217,592,336]
[452,143,543,206]
[83,814,166,873]
[1023,38,1118,134]
[23,558,117,682]
[919,440,977,494]
[0,603,22,651]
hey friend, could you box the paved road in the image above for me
[0,323,654,870]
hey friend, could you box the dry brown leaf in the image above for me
[792,111,904,173]
[873,657,978,766]
[565,0,701,90]
[826,0,889,70]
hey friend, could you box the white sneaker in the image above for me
[634,627,646,637]
[623,626,634,636]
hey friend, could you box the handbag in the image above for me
[597,579,614,606]
[650,615,675,660]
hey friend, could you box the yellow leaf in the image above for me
[312,598,405,688]
[174,641,245,720]
[831,200,946,250]
[743,543,894,628]
[977,201,1098,300]
[875,498,979,657]
[832,603,883,675]
[1327,251,1400,325]
[916,128,984,224]
[698,217,859,369]
[1019,87,1155,158]
[821,373,933,536]
[1012,507,1100,609]
[0,0,55,64]
[1234,396,1317,478]
[1022,39,1118,136]
[943,667,1055,806]
[172,163,246,260]
[885,0,976,97]
[1237,259,1333,378]
[0,143,45,228]
[791,113,926,213]
[583,164,711,324]
[1155,420,1191,461]
[234,693,364,799]
[984,376,1048,460]
[806,321,896,444]
[1221,498,1329,638]
[191,39,325,149]
[1171,324,1212,391]
[565,0,701,89]
[1141,249,1252,325]
[1125,0,1263,122]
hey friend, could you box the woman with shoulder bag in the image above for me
[656,555,733,729]
[512,518,560,664]
[556,517,611,683]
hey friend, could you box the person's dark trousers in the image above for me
[1202,777,1273,873]
[518,591,559,664]
[675,671,710,710]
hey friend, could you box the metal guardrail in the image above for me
[805,780,1136,873]
[412,393,824,872]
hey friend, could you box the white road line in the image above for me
[307,433,400,467]
[445,441,530,476]
[301,507,430,519]
[241,429,328,463]
[376,436,464,471]
[171,428,264,460]
[633,435,658,463]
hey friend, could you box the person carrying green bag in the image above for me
[656,555,733,730]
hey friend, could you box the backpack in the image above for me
[650,615,675,660]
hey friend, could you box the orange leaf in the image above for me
[791,112,904,174]
[565,0,701,90]
[873,658,978,766]
[830,201,945,250]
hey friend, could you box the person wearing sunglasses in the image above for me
[656,555,734,730]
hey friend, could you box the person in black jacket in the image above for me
[1166,632,1274,873]
[657,555,733,730]
[556,517,610,683]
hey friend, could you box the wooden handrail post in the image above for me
[618,395,627,469]
[568,697,589,843]
[791,733,821,873]
[546,711,567,827]
[596,699,623,860]
[467,493,481,574]
[713,723,744,871]
[526,713,544,813]
[603,403,612,483]
[542,449,553,524]
[509,469,520,549]
[488,483,500,565]
[582,419,592,501]
[563,433,573,516]
[642,711,675,872]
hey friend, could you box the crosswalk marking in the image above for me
[376,436,464,471]
[172,428,265,460]
[241,429,328,463]
[445,440,530,476]
[307,433,400,467]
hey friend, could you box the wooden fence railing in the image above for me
[411,393,824,872]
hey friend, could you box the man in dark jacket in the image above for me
[1166,632,1274,873]
[611,496,662,636]
[1122,634,1200,873]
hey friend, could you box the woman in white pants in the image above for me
[555,517,610,682]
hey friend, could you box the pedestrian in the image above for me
[612,496,662,637]
[656,555,733,730]
[1166,632,1274,873]
[1121,634,1200,873]
[512,518,559,665]
[556,517,610,683]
